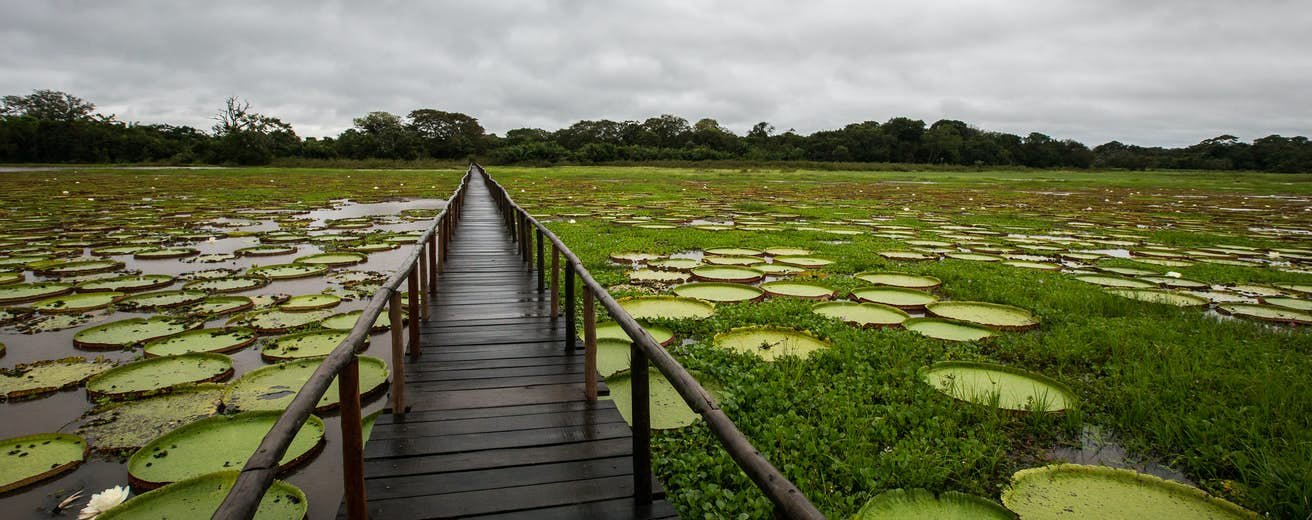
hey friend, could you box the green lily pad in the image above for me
[144,327,259,357]
[33,291,124,313]
[1261,297,1312,311]
[262,330,352,361]
[713,326,830,361]
[320,309,394,332]
[609,252,664,264]
[879,251,934,261]
[595,338,635,377]
[854,488,1015,520]
[763,247,812,256]
[750,262,806,275]
[78,384,226,452]
[35,259,123,276]
[923,361,1075,412]
[0,433,86,493]
[851,287,939,310]
[1099,266,1159,277]
[187,296,255,317]
[689,265,765,283]
[812,301,909,328]
[903,318,996,342]
[772,256,833,268]
[1138,276,1209,289]
[703,255,762,266]
[855,272,943,289]
[628,269,690,285]
[605,369,720,429]
[87,353,233,399]
[1004,260,1062,271]
[0,272,21,285]
[0,282,74,305]
[1002,464,1257,519]
[1106,288,1209,307]
[118,290,209,310]
[760,281,835,299]
[98,470,308,520]
[183,276,270,293]
[926,301,1040,331]
[294,252,367,267]
[127,411,325,488]
[236,245,297,257]
[594,321,675,346]
[279,294,342,311]
[1217,303,1312,325]
[1075,275,1156,289]
[704,247,762,256]
[91,245,154,256]
[248,263,328,280]
[74,317,195,349]
[227,309,334,333]
[77,274,175,293]
[135,247,200,260]
[672,282,763,303]
[617,296,715,320]
[0,356,116,400]
[646,258,703,271]
[223,356,389,412]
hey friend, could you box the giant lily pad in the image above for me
[855,272,942,289]
[851,287,939,310]
[595,338,636,377]
[223,356,388,412]
[672,282,763,303]
[703,255,761,266]
[647,258,702,271]
[74,317,195,349]
[1002,464,1256,519]
[595,321,675,346]
[628,269,690,285]
[77,274,175,293]
[854,488,1015,520]
[760,281,835,299]
[35,259,123,276]
[183,276,269,293]
[144,327,259,357]
[33,291,124,313]
[764,247,812,256]
[617,296,715,320]
[609,252,663,264]
[117,290,209,310]
[0,357,116,400]
[248,263,328,280]
[689,265,765,283]
[127,411,325,488]
[713,326,830,361]
[320,309,394,332]
[188,296,255,317]
[812,301,909,328]
[903,318,996,342]
[236,244,297,257]
[0,433,86,493]
[0,282,74,305]
[926,301,1040,331]
[704,247,762,257]
[923,361,1075,412]
[135,247,200,260]
[772,256,833,268]
[262,330,352,361]
[1261,297,1312,311]
[751,262,805,275]
[1217,303,1312,325]
[227,309,333,334]
[0,272,22,285]
[98,471,308,520]
[1074,275,1156,289]
[78,384,225,452]
[295,252,367,267]
[87,353,233,399]
[605,369,719,429]
[1105,288,1209,307]
[279,294,342,311]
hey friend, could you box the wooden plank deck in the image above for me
[353,173,678,519]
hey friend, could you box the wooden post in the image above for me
[339,355,367,519]
[419,249,430,322]
[407,268,420,360]
[565,262,576,351]
[536,228,545,291]
[550,247,560,318]
[427,235,437,294]
[631,346,652,504]
[584,290,597,401]
[389,291,405,416]
[437,217,446,274]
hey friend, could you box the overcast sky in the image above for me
[2,1,1309,147]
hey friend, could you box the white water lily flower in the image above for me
[1165,271,1182,278]
[79,486,129,520]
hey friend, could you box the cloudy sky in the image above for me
[2,1,1308,147]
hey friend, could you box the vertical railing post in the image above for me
[583,290,597,401]
[630,347,652,504]
[389,290,405,416]
[565,262,576,350]
[536,228,545,291]
[550,247,560,318]
[437,217,446,274]
[419,248,430,322]
[340,355,367,519]
[427,235,438,294]
[407,268,420,360]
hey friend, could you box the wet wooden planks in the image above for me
[352,173,676,519]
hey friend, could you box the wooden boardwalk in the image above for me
[355,173,678,519]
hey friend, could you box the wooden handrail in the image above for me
[475,164,826,520]
[212,166,474,520]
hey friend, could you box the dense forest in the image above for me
[2,89,1309,172]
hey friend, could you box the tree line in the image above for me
[2,89,1309,172]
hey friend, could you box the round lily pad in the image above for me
[0,282,74,305]
[1075,275,1156,289]
[1002,464,1257,519]
[880,251,934,261]
[223,356,389,412]
[1098,266,1159,277]
[77,274,175,293]
[79,384,225,452]
[135,247,200,260]
[1139,276,1209,289]
[1217,303,1312,325]
[903,318,997,341]
[227,309,334,334]
[188,296,255,317]
[0,357,117,400]
[262,330,352,361]
[0,272,21,285]
[118,290,209,310]
[595,321,675,346]
[855,272,942,289]
[295,252,367,267]
[33,291,124,313]
[617,296,715,320]
[703,255,762,266]
[236,245,297,257]
[74,317,196,349]
[672,282,764,303]
[248,263,328,280]
[926,301,1040,331]
[127,411,325,488]
[1004,260,1062,271]
[0,433,86,493]
[183,276,270,293]
[87,353,232,400]
[279,294,342,311]
[98,470,308,520]
[772,256,833,268]
[628,269,690,285]
[144,327,259,357]
[854,488,1015,520]
[812,301,909,328]
[690,265,765,283]
[851,287,939,310]
[647,258,702,271]
[750,262,806,275]
[320,309,394,332]
[760,281,835,299]
[705,247,762,256]
[923,361,1075,412]
[595,338,635,377]
[764,247,812,256]
[1260,297,1312,311]
[713,326,830,361]
[1105,288,1209,307]
[605,369,719,429]
[609,252,663,264]
[35,259,123,276]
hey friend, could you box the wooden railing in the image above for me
[478,164,826,519]
[212,166,472,520]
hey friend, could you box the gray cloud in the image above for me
[2,0,1308,146]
